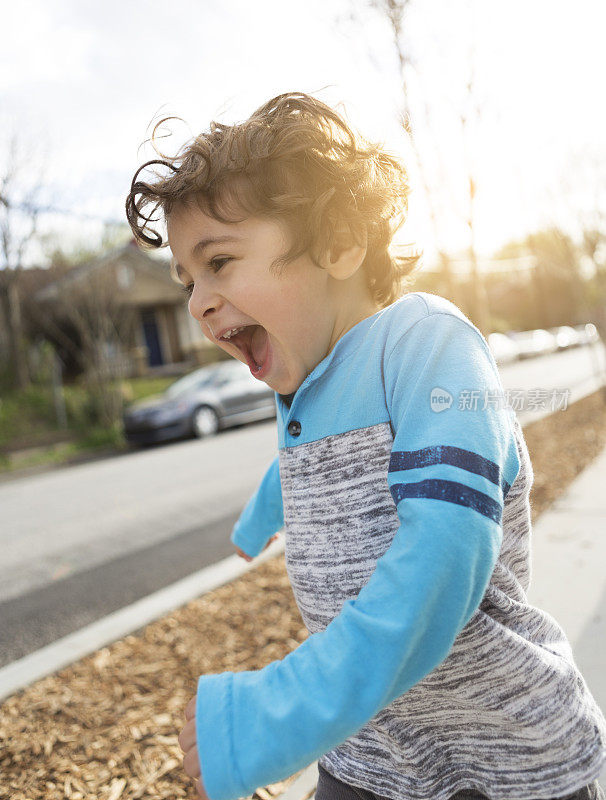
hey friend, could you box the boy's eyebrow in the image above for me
[192,235,245,257]
[173,235,246,283]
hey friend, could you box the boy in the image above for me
[126,92,606,800]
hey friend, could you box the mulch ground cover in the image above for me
[2,390,606,800]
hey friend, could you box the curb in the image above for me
[0,537,285,703]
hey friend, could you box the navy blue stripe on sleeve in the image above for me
[389,446,502,487]
[390,479,503,524]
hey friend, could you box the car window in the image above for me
[215,363,250,385]
[165,367,222,398]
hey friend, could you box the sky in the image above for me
[1,0,605,268]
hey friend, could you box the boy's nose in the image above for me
[188,283,223,325]
[187,286,225,341]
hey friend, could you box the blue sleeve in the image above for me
[229,453,284,558]
[195,311,520,800]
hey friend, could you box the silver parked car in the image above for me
[123,360,276,446]
[550,325,583,350]
[505,329,559,359]
[574,323,600,345]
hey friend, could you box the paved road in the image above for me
[1,419,279,602]
[498,340,606,423]
[1,342,604,667]
[0,420,278,665]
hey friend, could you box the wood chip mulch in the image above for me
[523,389,606,521]
[2,389,606,800]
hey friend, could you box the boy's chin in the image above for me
[262,374,289,394]
[261,376,280,392]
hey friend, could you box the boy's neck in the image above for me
[279,390,296,408]
[278,296,381,410]
[325,295,382,359]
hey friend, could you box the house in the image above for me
[33,239,218,377]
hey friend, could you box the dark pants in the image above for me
[315,763,606,800]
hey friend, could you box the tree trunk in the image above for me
[0,269,29,389]
[6,270,30,389]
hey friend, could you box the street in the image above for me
[0,421,278,664]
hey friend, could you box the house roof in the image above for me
[34,239,184,305]
[11,266,57,296]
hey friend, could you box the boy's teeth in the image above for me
[219,323,267,372]
[223,326,246,339]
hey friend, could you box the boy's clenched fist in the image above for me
[178,695,210,799]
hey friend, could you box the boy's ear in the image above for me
[321,220,368,280]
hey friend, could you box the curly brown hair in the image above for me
[125,91,422,308]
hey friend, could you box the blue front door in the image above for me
[141,308,164,366]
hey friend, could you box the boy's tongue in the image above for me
[250,324,269,367]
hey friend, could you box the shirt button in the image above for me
[288,420,301,437]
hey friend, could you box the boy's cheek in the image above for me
[198,323,215,343]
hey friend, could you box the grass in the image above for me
[120,377,175,404]
[0,376,177,475]
[6,441,90,472]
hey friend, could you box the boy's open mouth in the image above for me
[222,324,270,373]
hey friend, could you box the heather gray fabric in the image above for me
[279,415,606,800]
[316,763,606,800]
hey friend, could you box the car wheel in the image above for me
[192,405,220,438]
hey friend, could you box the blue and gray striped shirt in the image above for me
[195,291,606,800]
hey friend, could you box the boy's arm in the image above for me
[195,312,521,800]
[229,453,284,558]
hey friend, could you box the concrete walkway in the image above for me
[526,445,606,790]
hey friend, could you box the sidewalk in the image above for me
[526,444,606,790]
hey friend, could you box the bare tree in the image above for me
[37,260,137,432]
[574,152,606,341]
[0,131,45,389]
[558,147,606,276]
[340,0,493,332]
[459,1,490,334]
[339,1,458,300]
[541,145,606,334]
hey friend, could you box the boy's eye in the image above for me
[209,256,231,272]
[180,257,232,298]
